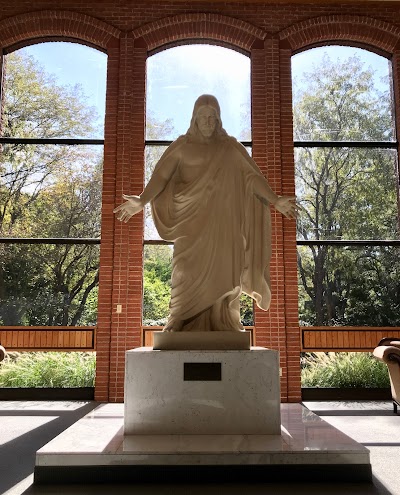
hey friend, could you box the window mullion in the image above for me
[294,141,398,148]
[0,137,104,145]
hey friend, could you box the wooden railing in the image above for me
[2,325,399,353]
[0,326,96,351]
[145,326,400,351]
[301,326,400,352]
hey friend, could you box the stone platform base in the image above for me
[153,330,251,350]
[34,403,372,484]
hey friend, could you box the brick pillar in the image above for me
[97,34,147,402]
[251,36,301,402]
[95,37,120,402]
[280,41,301,402]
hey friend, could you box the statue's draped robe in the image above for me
[151,136,271,331]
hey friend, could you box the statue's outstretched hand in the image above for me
[113,194,144,223]
[274,196,298,219]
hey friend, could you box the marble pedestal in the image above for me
[153,330,251,350]
[124,347,281,435]
[34,348,372,484]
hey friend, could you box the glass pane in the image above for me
[240,293,254,326]
[0,244,99,326]
[292,46,395,142]
[146,45,251,141]
[295,148,398,240]
[144,146,168,240]
[143,244,173,325]
[298,245,400,326]
[0,144,103,238]
[143,244,254,327]
[3,43,107,139]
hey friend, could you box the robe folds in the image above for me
[151,135,271,332]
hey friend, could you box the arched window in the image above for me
[0,42,106,335]
[293,46,399,329]
[143,44,252,330]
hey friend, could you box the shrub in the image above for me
[0,352,96,387]
[301,352,390,388]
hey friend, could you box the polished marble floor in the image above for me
[1,400,399,495]
[34,403,371,483]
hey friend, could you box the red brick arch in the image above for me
[132,13,265,53]
[0,10,120,51]
[279,15,400,55]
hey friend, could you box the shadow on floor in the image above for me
[0,401,97,495]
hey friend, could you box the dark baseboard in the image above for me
[302,387,391,401]
[34,464,372,484]
[0,387,390,402]
[0,387,94,400]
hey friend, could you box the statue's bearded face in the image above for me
[196,106,217,138]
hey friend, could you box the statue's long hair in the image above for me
[186,94,228,140]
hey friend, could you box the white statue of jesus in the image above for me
[114,95,296,332]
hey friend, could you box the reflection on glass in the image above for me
[3,43,106,139]
[0,244,99,326]
[292,46,395,142]
[295,148,398,241]
[297,245,400,326]
[146,44,251,141]
[0,144,103,238]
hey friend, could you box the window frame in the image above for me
[293,47,400,331]
[143,44,253,330]
[0,42,105,332]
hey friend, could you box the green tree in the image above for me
[143,245,172,325]
[294,53,399,325]
[0,49,102,326]
[142,116,174,324]
[0,51,98,234]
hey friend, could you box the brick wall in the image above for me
[1,2,400,402]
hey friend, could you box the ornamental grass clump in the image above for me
[0,352,96,388]
[301,352,390,388]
